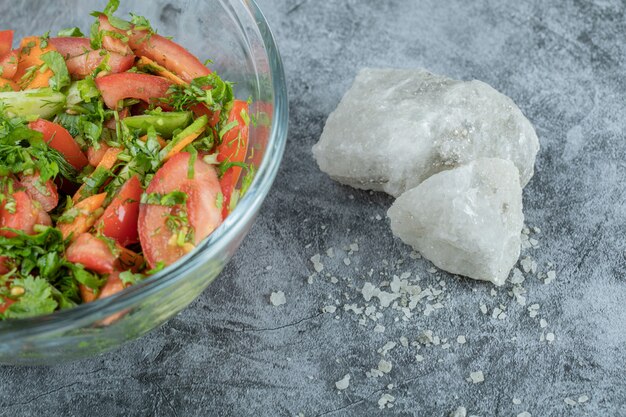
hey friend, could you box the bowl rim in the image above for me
[0,0,289,339]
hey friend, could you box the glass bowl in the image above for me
[0,0,288,365]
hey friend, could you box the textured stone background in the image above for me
[1,0,626,416]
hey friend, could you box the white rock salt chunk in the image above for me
[517,412,531,417]
[378,393,395,409]
[388,159,524,286]
[322,305,337,314]
[310,254,324,273]
[378,359,393,373]
[312,68,539,197]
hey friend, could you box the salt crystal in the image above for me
[578,395,589,403]
[350,243,359,252]
[313,68,539,197]
[513,398,522,405]
[310,254,324,273]
[540,319,548,328]
[510,268,525,284]
[326,248,335,258]
[480,303,488,314]
[400,336,409,347]
[379,342,397,356]
[374,324,385,333]
[269,291,286,306]
[389,159,524,286]
[564,398,577,406]
[378,359,393,373]
[546,332,555,342]
[343,258,351,266]
[375,214,382,221]
[545,270,556,284]
[415,354,424,362]
[450,407,467,417]
[517,413,531,417]
[468,371,484,384]
[362,283,378,302]
[335,374,350,390]
[457,335,467,344]
[322,305,337,314]
[378,393,395,409]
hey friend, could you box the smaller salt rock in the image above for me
[450,407,467,417]
[388,158,524,286]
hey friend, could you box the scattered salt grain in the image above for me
[375,214,382,221]
[310,254,324,273]
[513,398,522,405]
[379,342,397,356]
[335,374,350,390]
[450,406,467,417]
[546,332,555,342]
[545,270,556,284]
[378,359,393,374]
[343,257,351,266]
[510,268,525,284]
[400,336,409,347]
[415,354,424,362]
[270,291,286,306]
[564,398,577,406]
[468,371,484,384]
[374,324,385,333]
[378,393,395,409]
[350,243,359,252]
[540,319,548,328]
[517,412,531,417]
[322,305,337,314]
[480,303,488,314]
[578,395,589,403]
[457,335,467,344]
[326,248,335,258]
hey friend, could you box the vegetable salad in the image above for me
[0,0,254,319]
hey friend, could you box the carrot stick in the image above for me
[159,115,208,161]
[139,134,167,149]
[14,36,56,90]
[0,78,18,91]
[58,192,107,240]
[73,147,122,203]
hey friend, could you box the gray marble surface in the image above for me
[1,0,626,416]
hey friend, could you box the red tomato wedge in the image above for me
[87,142,112,167]
[0,50,18,80]
[0,296,14,314]
[19,172,59,212]
[0,191,51,238]
[99,15,211,83]
[97,175,142,247]
[138,153,222,268]
[66,50,135,80]
[0,30,13,57]
[49,37,91,58]
[28,119,88,170]
[66,233,117,274]
[98,271,126,300]
[95,73,172,110]
[0,257,9,275]
[217,100,250,218]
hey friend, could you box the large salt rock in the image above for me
[387,158,523,286]
[313,68,539,197]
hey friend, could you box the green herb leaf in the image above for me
[2,276,58,319]
[40,51,71,92]
[57,27,85,37]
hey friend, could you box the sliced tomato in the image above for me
[138,153,222,268]
[98,271,126,300]
[0,50,18,80]
[0,256,10,275]
[66,233,117,274]
[28,119,88,170]
[97,16,133,56]
[95,73,172,110]
[87,142,112,167]
[99,16,210,83]
[0,191,51,238]
[0,295,14,314]
[0,30,13,57]
[19,172,59,212]
[217,100,250,218]
[49,37,91,58]
[66,50,135,80]
[97,175,142,247]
